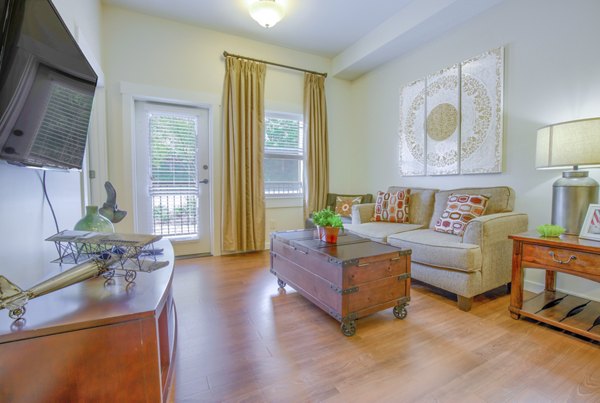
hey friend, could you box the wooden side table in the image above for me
[509,231,600,341]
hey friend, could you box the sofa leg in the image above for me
[506,282,512,294]
[457,295,473,311]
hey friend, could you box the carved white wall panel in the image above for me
[460,47,504,174]
[399,79,426,176]
[426,65,460,175]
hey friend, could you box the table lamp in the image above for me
[536,117,600,234]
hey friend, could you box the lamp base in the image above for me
[552,170,599,235]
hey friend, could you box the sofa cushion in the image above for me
[372,190,410,223]
[326,193,373,212]
[429,186,515,228]
[335,196,362,217]
[433,194,489,236]
[305,193,374,229]
[388,229,482,273]
[388,187,437,226]
[344,222,423,243]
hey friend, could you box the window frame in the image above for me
[264,110,304,200]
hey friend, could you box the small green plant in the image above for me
[312,208,344,228]
[536,224,565,237]
[328,214,344,228]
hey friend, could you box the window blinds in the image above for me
[148,112,199,237]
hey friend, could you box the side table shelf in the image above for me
[509,231,600,342]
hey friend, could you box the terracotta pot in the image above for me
[320,226,341,243]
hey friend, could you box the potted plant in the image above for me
[312,208,344,243]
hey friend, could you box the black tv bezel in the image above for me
[0,0,98,171]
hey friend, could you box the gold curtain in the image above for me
[222,57,266,252]
[304,73,329,219]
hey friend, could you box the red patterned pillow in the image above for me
[371,190,410,223]
[434,194,489,236]
[335,196,362,217]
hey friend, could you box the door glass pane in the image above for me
[149,113,199,238]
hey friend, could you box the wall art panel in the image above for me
[426,65,460,175]
[460,47,504,174]
[399,79,426,176]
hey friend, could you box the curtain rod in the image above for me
[223,51,327,78]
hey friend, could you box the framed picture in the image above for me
[579,204,600,241]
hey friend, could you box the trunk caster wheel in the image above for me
[341,320,356,337]
[393,304,408,319]
[277,278,286,288]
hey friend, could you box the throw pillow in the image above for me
[371,190,411,223]
[335,196,362,217]
[434,194,489,236]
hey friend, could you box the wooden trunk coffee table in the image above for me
[270,229,411,336]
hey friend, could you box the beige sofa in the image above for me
[344,186,528,311]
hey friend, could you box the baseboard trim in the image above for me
[175,252,213,260]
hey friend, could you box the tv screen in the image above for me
[0,0,98,170]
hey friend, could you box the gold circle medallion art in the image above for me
[426,103,458,141]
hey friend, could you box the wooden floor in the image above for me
[169,251,600,402]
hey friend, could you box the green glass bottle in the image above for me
[74,205,115,233]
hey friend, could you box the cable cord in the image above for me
[40,171,60,234]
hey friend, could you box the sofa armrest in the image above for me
[351,203,375,224]
[463,212,529,246]
[462,212,528,291]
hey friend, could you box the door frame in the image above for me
[133,100,211,256]
[119,82,221,256]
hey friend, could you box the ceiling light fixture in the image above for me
[249,0,285,28]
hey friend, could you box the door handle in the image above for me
[199,179,209,184]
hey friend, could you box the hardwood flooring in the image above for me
[169,251,600,402]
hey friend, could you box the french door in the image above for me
[134,101,211,256]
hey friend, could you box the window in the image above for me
[264,112,303,198]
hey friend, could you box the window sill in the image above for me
[266,197,303,209]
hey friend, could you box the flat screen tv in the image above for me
[0,0,98,170]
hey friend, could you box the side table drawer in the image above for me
[522,244,600,278]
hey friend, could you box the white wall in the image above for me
[349,0,600,299]
[0,0,103,275]
[101,6,354,255]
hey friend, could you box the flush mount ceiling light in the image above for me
[249,0,285,28]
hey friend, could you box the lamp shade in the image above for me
[249,0,285,28]
[536,117,600,170]
[536,117,600,234]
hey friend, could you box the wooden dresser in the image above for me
[0,239,176,402]
[509,231,600,341]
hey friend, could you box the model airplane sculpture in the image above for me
[0,230,169,320]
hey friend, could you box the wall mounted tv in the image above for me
[0,0,98,170]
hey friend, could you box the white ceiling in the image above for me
[101,0,505,80]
